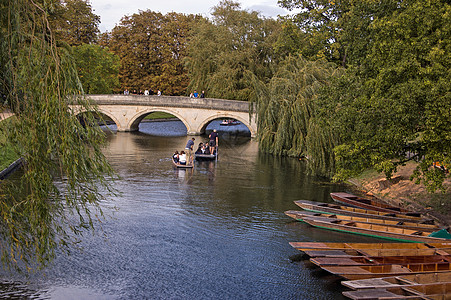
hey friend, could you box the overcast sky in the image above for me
[89,0,297,32]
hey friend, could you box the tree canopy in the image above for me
[103,10,199,95]
[51,0,101,46]
[73,44,121,94]
[185,0,280,100]
[267,0,450,190]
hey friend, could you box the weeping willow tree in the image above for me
[254,55,341,177]
[0,0,116,271]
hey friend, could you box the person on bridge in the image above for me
[200,91,205,98]
[193,90,198,98]
[209,129,218,154]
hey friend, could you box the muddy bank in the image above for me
[347,162,451,226]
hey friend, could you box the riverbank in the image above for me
[347,161,451,226]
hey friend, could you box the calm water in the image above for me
[0,120,384,299]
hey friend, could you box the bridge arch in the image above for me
[197,114,255,137]
[128,108,190,133]
[73,107,122,130]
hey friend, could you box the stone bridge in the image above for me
[71,95,258,137]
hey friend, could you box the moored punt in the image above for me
[301,216,451,243]
[303,248,451,258]
[342,272,451,290]
[330,192,415,214]
[320,262,451,280]
[284,210,440,232]
[342,283,451,300]
[289,242,451,251]
[310,255,451,267]
[294,200,434,224]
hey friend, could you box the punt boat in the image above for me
[303,248,451,258]
[285,210,440,232]
[294,200,433,224]
[342,271,451,290]
[330,192,415,214]
[320,262,451,280]
[289,242,451,252]
[194,153,217,161]
[310,255,451,267]
[301,216,451,243]
[342,282,451,299]
[172,157,194,168]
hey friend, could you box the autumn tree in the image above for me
[104,11,198,95]
[185,0,280,101]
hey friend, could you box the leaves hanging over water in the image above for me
[0,0,116,271]
[253,55,342,177]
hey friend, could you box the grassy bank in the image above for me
[0,129,18,171]
[143,112,175,120]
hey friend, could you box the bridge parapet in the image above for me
[85,95,254,113]
[72,95,257,137]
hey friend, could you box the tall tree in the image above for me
[105,11,198,95]
[73,44,121,94]
[185,0,280,101]
[0,0,115,271]
[51,0,101,46]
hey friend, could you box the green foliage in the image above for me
[0,0,116,271]
[72,44,120,94]
[185,0,280,101]
[307,0,451,191]
[104,11,198,95]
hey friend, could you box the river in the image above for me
[0,120,384,299]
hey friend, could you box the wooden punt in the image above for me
[342,282,451,299]
[172,158,194,168]
[285,210,440,232]
[301,216,451,243]
[194,153,217,161]
[320,262,451,280]
[330,192,415,214]
[294,200,433,224]
[310,255,451,267]
[303,248,451,258]
[289,242,451,251]
[342,272,451,290]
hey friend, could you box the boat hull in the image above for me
[294,200,432,224]
[302,216,451,243]
[330,192,414,214]
[194,154,217,161]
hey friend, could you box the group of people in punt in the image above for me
[172,130,219,165]
[193,129,218,155]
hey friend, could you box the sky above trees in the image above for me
[89,0,297,31]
